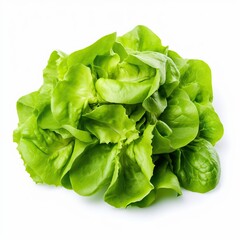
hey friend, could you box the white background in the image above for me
[1,0,239,239]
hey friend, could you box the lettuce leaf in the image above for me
[170,138,221,193]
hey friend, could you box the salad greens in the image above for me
[13,25,223,208]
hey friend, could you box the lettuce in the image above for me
[13,25,223,208]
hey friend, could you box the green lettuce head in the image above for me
[13,25,223,208]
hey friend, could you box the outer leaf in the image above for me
[112,41,128,61]
[42,50,68,88]
[68,32,116,66]
[70,143,119,196]
[15,91,40,126]
[167,50,188,76]
[171,138,221,193]
[117,25,167,53]
[104,126,154,208]
[96,78,153,104]
[115,58,156,82]
[13,90,51,142]
[134,157,182,207]
[152,158,182,195]
[83,104,138,144]
[152,88,199,153]
[94,53,120,79]
[38,105,93,143]
[179,59,213,103]
[61,139,96,189]
[15,115,74,186]
[133,125,154,180]
[195,102,224,145]
[51,64,96,127]
[104,155,153,208]
[128,51,179,116]
[142,90,167,118]
[159,88,199,148]
[152,120,173,153]
[130,51,180,97]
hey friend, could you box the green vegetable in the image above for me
[170,138,221,193]
[13,25,223,208]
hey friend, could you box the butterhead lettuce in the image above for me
[13,25,223,208]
